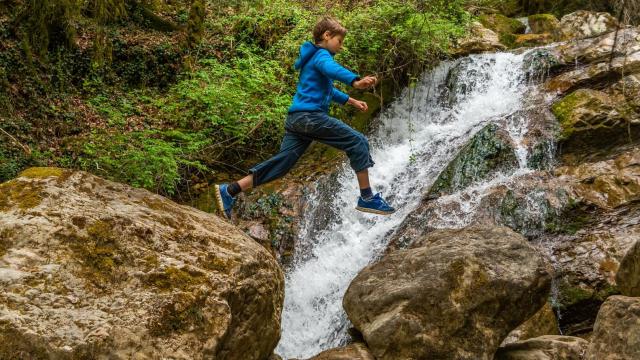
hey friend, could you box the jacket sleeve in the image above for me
[314,50,359,86]
[331,87,350,105]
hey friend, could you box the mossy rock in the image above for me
[527,139,556,170]
[522,49,561,80]
[514,33,553,47]
[428,123,518,197]
[528,14,560,34]
[479,13,527,36]
[0,169,285,359]
[551,89,640,156]
[0,179,44,211]
[554,280,619,335]
[18,167,68,179]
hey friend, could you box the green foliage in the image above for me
[2,0,473,196]
[158,47,290,160]
[78,130,208,195]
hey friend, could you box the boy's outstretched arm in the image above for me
[331,86,350,104]
[331,87,368,112]
[314,51,359,85]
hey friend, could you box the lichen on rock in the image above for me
[0,168,284,359]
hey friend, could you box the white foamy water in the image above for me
[276,52,537,359]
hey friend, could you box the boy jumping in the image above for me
[214,16,395,220]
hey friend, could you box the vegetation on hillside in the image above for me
[1,0,471,198]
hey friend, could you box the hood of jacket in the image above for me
[294,41,330,70]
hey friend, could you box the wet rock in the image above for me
[501,302,560,346]
[616,240,640,296]
[608,73,640,111]
[545,51,640,95]
[306,343,375,360]
[553,148,640,209]
[541,202,639,334]
[528,14,560,35]
[557,11,619,41]
[343,226,551,360]
[522,48,562,81]
[450,21,506,56]
[427,123,518,198]
[495,335,589,360]
[551,88,639,156]
[551,26,640,66]
[0,168,284,359]
[585,295,640,360]
[515,33,554,47]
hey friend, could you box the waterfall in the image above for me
[275,51,547,359]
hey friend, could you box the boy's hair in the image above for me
[313,16,347,43]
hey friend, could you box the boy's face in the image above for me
[322,32,344,54]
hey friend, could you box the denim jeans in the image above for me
[249,111,375,187]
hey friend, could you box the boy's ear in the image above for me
[322,30,332,41]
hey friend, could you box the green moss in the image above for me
[499,32,517,48]
[144,266,207,291]
[544,197,592,235]
[199,254,234,273]
[527,14,559,34]
[551,90,590,140]
[149,292,207,336]
[556,282,619,310]
[528,13,557,22]
[142,254,160,271]
[559,285,594,309]
[0,179,44,211]
[0,228,13,257]
[18,167,65,179]
[64,219,127,288]
[479,13,526,35]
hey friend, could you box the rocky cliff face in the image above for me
[0,168,284,359]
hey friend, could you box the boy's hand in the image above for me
[353,76,378,89]
[347,97,368,112]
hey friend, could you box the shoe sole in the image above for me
[355,206,395,215]
[213,184,229,220]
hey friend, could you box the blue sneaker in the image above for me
[355,193,396,215]
[214,184,236,220]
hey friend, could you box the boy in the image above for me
[214,16,395,220]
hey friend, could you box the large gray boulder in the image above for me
[586,295,640,360]
[495,335,588,360]
[451,21,506,57]
[557,11,619,41]
[343,226,551,360]
[0,168,284,359]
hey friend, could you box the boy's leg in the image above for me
[292,112,394,214]
[356,169,371,189]
[214,130,311,219]
[247,130,312,187]
[296,112,375,180]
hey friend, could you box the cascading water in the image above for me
[276,50,552,359]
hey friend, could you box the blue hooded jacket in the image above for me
[288,41,359,113]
